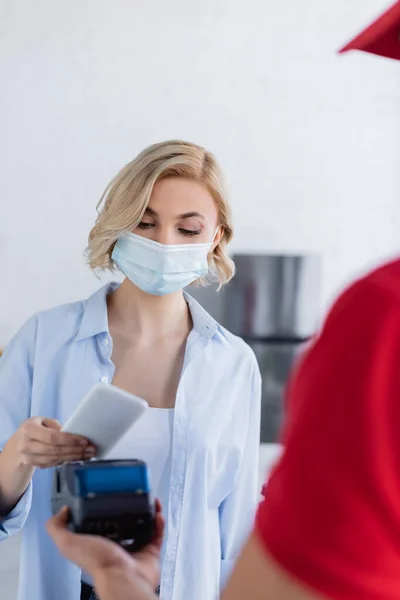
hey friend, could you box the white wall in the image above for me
[1,0,400,344]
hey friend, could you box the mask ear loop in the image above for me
[207,227,222,271]
[211,226,221,245]
[206,227,222,286]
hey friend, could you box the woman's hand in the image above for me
[12,417,95,468]
[0,417,95,516]
[47,500,165,600]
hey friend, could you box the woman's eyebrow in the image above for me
[144,207,157,216]
[177,211,206,220]
[144,208,206,221]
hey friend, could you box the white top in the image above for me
[108,407,174,505]
[82,407,174,585]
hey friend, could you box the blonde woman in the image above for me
[0,141,261,600]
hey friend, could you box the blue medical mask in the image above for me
[111,232,215,296]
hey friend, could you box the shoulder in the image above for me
[320,258,400,338]
[212,327,262,406]
[216,324,260,372]
[186,291,260,374]
[35,298,85,335]
[285,258,400,428]
[2,300,84,366]
[7,285,107,351]
[0,296,84,372]
[368,257,400,298]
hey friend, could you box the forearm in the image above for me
[0,435,34,516]
[222,532,322,600]
[94,565,158,600]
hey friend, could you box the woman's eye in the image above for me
[179,228,201,237]
[137,222,155,229]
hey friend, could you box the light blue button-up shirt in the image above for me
[0,284,261,600]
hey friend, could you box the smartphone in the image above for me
[62,383,148,457]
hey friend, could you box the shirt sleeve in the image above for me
[0,316,37,539]
[219,357,262,591]
[256,276,400,600]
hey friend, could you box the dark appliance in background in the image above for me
[189,255,321,443]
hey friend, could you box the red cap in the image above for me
[339,1,400,60]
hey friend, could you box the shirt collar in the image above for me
[75,283,230,343]
[75,282,116,341]
[183,291,219,340]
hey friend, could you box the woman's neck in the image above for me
[107,279,192,339]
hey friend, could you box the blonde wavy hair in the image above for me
[86,140,235,287]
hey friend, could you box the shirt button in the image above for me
[101,376,109,384]
[103,338,109,346]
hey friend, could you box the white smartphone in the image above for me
[62,383,148,458]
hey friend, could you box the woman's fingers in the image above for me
[21,446,95,468]
[21,440,95,457]
[48,502,165,592]
[24,419,88,447]
[47,508,131,573]
[15,417,95,467]
[18,417,96,468]
[152,499,165,551]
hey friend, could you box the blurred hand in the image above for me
[47,499,164,600]
[12,417,95,468]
